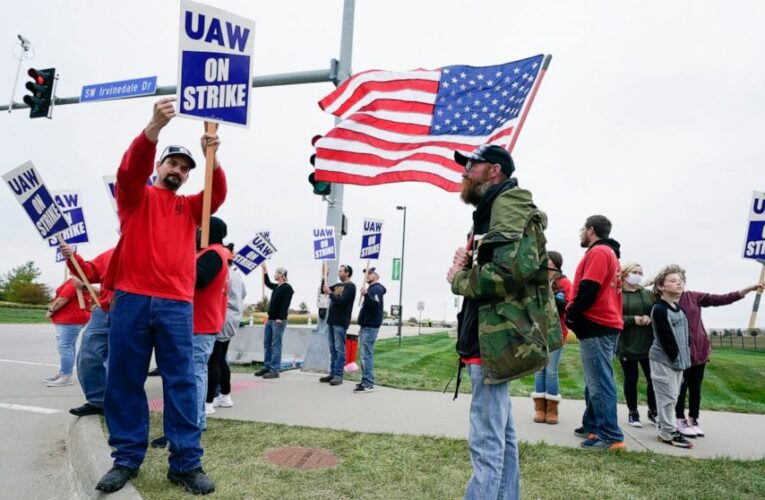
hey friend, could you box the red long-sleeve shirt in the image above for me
[67,248,115,311]
[103,131,227,302]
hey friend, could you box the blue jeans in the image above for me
[359,327,380,387]
[327,324,347,378]
[54,323,85,376]
[465,364,520,500]
[76,307,110,407]
[533,346,563,396]
[579,334,624,443]
[104,291,202,473]
[263,320,287,372]
[193,334,216,430]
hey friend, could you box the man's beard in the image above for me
[162,173,181,191]
[580,235,590,248]
[460,176,491,206]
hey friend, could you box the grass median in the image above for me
[133,413,765,499]
[0,304,48,323]
[234,332,765,414]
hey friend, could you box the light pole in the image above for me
[396,205,407,346]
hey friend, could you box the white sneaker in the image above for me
[689,418,704,437]
[42,373,62,383]
[214,394,233,408]
[204,402,216,415]
[676,418,697,437]
[47,376,73,387]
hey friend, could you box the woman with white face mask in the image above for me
[617,263,657,427]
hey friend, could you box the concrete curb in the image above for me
[67,415,141,499]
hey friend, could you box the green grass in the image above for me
[338,333,765,414]
[133,413,765,499]
[0,305,48,323]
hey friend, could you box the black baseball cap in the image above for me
[454,144,515,177]
[160,145,196,169]
[364,267,378,275]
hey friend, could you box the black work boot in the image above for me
[95,465,138,493]
[167,467,215,495]
[69,402,103,416]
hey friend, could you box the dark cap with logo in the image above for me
[454,144,514,177]
[160,145,196,169]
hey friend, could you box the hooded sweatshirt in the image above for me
[358,282,387,328]
[566,238,624,338]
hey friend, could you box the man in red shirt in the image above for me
[566,215,625,450]
[96,98,226,495]
[59,243,115,417]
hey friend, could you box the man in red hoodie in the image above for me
[96,98,226,495]
[566,215,625,451]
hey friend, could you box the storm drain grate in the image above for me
[265,447,340,470]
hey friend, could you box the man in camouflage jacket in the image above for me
[447,144,560,500]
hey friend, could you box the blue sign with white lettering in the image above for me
[81,76,157,102]
[3,162,69,240]
[233,231,276,275]
[47,191,89,246]
[744,191,765,261]
[313,227,336,260]
[178,0,255,127]
[360,218,383,259]
[56,244,77,263]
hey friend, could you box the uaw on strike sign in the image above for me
[178,0,255,127]
[3,162,69,241]
[744,191,765,261]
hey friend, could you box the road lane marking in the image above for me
[0,403,61,414]
[0,358,59,368]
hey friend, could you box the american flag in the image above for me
[314,54,549,192]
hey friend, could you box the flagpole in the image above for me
[507,54,552,153]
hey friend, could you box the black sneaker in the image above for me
[254,368,268,377]
[69,402,103,417]
[647,410,658,425]
[150,435,168,448]
[353,385,374,394]
[329,376,343,386]
[148,368,161,377]
[628,411,643,428]
[95,465,139,492]
[167,467,215,495]
[262,371,280,379]
[319,375,333,383]
[660,431,693,449]
[574,427,595,439]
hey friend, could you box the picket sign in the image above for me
[744,191,765,329]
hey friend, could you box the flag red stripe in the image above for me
[349,113,432,136]
[357,99,435,115]
[315,169,460,192]
[316,148,463,171]
[329,79,439,117]
[318,69,378,110]
[323,127,474,152]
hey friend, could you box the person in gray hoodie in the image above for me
[649,265,693,449]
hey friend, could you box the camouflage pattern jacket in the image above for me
[452,186,562,384]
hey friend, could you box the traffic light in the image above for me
[308,134,332,196]
[23,67,55,119]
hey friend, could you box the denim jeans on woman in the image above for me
[533,346,563,395]
[76,307,110,407]
[465,363,520,500]
[359,327,380,388]
[193,334,216,430]
[104,291,202,473]
[579,334,624,443]
[54,323,86,376]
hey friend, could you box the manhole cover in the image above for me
[265,447,340,470]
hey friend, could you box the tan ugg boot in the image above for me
[531,392,546,423]
[545,394,561,425]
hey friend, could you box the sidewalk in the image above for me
[164,370,765,460]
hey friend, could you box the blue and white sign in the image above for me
[360,218,383,259]
[55,244,77,263]
[744,191,765,261]
[3,162,69,240]
[313,226,336,260]
[233,231,276,275]
[81,76,157,103]
[47,190,88,246]
[178,0,255,127]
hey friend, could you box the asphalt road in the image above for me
[0,323,85,500]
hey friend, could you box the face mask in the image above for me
[625,273,642,286]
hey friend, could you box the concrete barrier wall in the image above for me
[228,325,313,365]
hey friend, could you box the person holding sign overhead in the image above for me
[96,97,226,495]
[320,265,356,386]
[255,262,294,379]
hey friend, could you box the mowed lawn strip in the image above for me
[0,305,48,323]
[132,414,765,499]
[336,332,765,414]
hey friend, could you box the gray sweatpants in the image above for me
[649,360,683,440]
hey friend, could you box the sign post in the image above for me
[744,191,765,329]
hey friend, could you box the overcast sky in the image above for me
[2,0,764,329]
